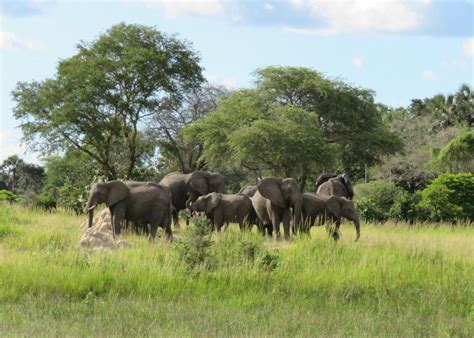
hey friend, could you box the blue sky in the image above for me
[1,0,473,163]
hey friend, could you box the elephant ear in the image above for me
[105,180,129,207]
[189,171,209,196]
[203,193,220,213]
[315,173,337,191]
[258,178,285,208]
[326,196,342,218]
[204,172,226,193]
[341,173,354,199]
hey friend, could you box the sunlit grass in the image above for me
[0,203,473,336]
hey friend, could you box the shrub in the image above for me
[354,181,403,222]
[418,173,474,222]
[174,216,215,272]
[389,192,426,222]
[34,194,57,211]
[0,190,20,203]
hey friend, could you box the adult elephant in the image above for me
[86,180,172,240]
[251,178,302,240]
[315,173,354,200]
[159,171,226,227]
[301,193,360,241]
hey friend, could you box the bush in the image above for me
[34,194,57,211]
[0,190,20,203]
[354,181,403,222]
[418,173,474,222]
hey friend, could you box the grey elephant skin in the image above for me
[251,178,303,240]
[159,171,226,226]
[301,192,360,241]
[87,180,173,240]
[189,192,255,232]
[315,173,354,200]
[239,184,273,236]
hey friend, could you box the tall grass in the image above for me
[0,203,473,336]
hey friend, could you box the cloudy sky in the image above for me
[1,0,473,163]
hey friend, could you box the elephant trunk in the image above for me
[88,208,95,228]
[354,217,361,242]
[86,195,97,228]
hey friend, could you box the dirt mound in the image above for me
[80,209,130,250]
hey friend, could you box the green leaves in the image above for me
[12,23,204,179]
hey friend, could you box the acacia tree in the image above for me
[185,66,402,188]
[13,23,204,180]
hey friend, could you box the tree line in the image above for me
[3,23,473,221]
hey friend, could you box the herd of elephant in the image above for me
[86,171,361,242]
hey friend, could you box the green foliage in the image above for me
[0,190,21,203]
[0,155,45,194]
[41,152,99,214]
[33,194,57,211]
[388,191,425,222]
[418,173,474,222]
[174,217,215,272]
[430,129,474,173]
[185,66,402,185]
[13,23,203,180]
[354,181,404,221]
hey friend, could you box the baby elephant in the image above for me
[189,192,255,232]
[300,193,361,241]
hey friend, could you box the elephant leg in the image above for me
[332,218,341,241]
[172,209,180,229]
[282,210,291,241]
[271,212,281,240]
[148,223,159,241]
[111,207,125,238]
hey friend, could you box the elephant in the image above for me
[238,184,257,197]
[159,171,226,227]
[300,193,360,241]
[239,184,273,236]
[315,173,354,200]
[189,192,255,232]
[251,178,303,240]
[86,180,173,240]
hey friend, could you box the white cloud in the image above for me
[462,38,474,57]
[204,72,237,89]
[287,0,430,35]
[421,69,438,81]
[352,56,364,68]
[144,0,225,17]
[264,2,274,11]
[0,31,44,51]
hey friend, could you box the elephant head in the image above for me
[186,171,226,205]
[86,180,129,228]
[326,196,360,241]
[257,178,303,230]
[315,173,354,200]
[189,192,221,214]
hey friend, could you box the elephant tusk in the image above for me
[87,205,96,211]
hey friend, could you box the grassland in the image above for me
[0,203,473,336]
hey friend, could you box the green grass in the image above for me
[0,203,473,336]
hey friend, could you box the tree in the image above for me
[13,23,204,180]
[0,155,45,194]
[149,84,227,173]
[430,129,474,173]
[185,66,402,187]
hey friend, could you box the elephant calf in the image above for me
[300,193,360,241]
[189,192,255,232]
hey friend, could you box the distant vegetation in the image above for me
[1,23,472,223]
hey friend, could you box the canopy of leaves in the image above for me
[0,155,45,194]
[185,66,402,186]
[13,23,204,179]
[430,129,474,173]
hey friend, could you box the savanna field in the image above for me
[0,203,472,336]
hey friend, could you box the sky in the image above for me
[0,0,473,163]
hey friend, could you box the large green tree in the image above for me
[185,66,402,187]
[13,23,204,180]
[0,155,45,194]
